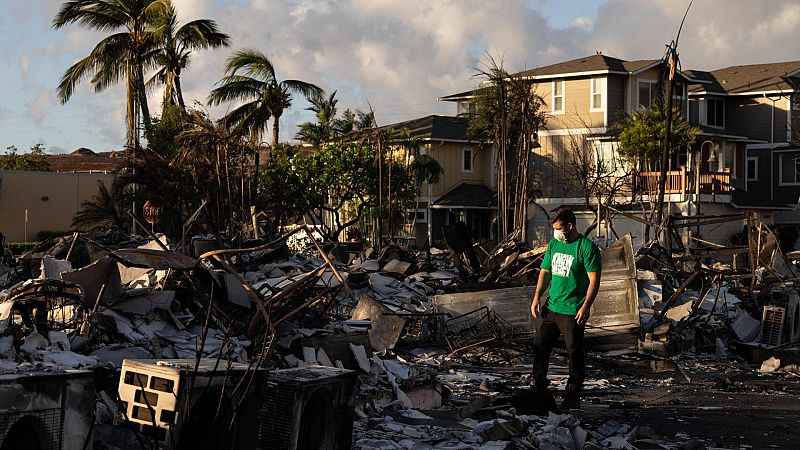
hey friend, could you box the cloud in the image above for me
[7,0,800,152]
[571,16,593,30]
[19,55,29,75]
[27,89,57,126]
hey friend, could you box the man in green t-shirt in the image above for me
[530,207,602,409]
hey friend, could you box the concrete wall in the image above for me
[0,170,117,241]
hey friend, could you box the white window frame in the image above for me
[637,79,657,109]
[590,77,606,112]
[706,98,725,128]
[411,209,427,223]
[778,151,800,186]
[551,80,565,114]
[462,146,474,173]
[746,156,758,181]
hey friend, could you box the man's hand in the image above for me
[531,298,540,319]
[575,305,590,324]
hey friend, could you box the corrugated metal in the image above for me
[432,235,640,346]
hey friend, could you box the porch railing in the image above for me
[634,169,733,195]
[635,168,686,194]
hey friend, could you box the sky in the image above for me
[1,0,799,154]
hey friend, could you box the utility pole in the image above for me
[655,43,678,236]
[655,1,692,241]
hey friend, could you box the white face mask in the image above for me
[554,228,568,242]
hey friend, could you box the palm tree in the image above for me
[53,0,169,148]
[208,48,323,147]
[72,180,128,231]
[148,1,229,113]
[295,90,339,146]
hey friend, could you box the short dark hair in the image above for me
[551,207,576,226]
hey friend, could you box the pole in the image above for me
[24,209,28,242]
[377,139,383,251]
[655,44,677,240]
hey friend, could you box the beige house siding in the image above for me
[530,134,589,199]
[540,77,605,130]
[727,96,789,143]
[426,142,491,197]
[0,170,116,241]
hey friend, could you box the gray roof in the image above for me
[432,182,497,209]
[380,115,469,141]
[441,54,686,101]
[688,61,800,95]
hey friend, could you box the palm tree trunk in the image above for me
[272,113,281,148]
[175,71,186,113]
[126,64,136,149]
[137,64,152,138]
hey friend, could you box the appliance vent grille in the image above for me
[762,306,786,347]
[0,408,62,450]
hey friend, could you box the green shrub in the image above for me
[6,242,38,255]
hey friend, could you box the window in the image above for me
[408,210,427,223]
[590,77,605,111]
[707,98,724,127]
[552,80,564,113]
[462,146,473,172]
[746,157,758,181]
[723,143,735,176]
[457,100,476,116]
[780,152,800,185]
[638,80,657,108]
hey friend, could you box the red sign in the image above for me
[143,200,163,224]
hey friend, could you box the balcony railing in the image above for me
[634,168,733,195]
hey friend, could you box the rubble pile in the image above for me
[0,220,798,449]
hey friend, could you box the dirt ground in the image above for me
[578,356,800,449]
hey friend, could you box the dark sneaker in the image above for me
[561,392,581,410]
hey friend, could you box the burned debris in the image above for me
[0,215,797,449]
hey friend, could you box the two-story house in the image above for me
[376,115,495,248]
[439,54,800,245]
[687,61,800,225]
[441,54,713,242]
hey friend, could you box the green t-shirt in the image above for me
[540,234,602,315]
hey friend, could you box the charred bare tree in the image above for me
[468,54,547,241]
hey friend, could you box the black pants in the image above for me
[532,306,586,393]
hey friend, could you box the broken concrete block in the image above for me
[383,359,411,380]
[350,343,371,373]
[41,350,98,368]
[317,348,333,367]
[302,346,317,363]
[48,331,71,351]
[20,330,49,354]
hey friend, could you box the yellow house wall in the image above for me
[426,142,492,197]
[0,170,117,241]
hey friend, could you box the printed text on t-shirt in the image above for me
[552,253,574,277]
